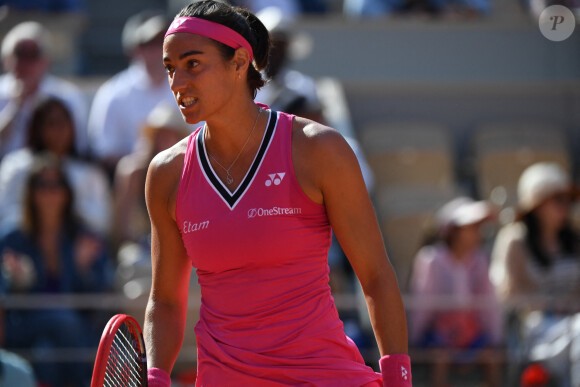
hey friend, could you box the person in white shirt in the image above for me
[88,10,175,177]
[0,21,88,159]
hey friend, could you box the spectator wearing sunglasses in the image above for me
[0,21,89,159]
[0,154,112,387]
[490,162,580,386]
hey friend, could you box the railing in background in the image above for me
[2,292,579,364]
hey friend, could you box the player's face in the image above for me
[163,33,238,124]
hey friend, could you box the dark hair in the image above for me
[522,211,579,269]
[22,154,77,238]
[177,0,270,98]
[26,97,77,156]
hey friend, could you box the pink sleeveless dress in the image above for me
[176,107,382,386]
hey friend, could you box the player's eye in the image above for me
[187,60,199,69]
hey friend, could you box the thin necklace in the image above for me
[206,108,262,186]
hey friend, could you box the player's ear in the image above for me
[232,47,251,75]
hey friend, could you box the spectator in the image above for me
[0,97,111,236]
[88,10,174,178]
[409,197,503,387]
[112,101,192,254]
[0,154,112,386]
[344,0,490,17]
[490,162,580,386]
[526,0,580,20]
[343,0,406,17]
[234,0,301,19]
[0,21,89,159]
[0,0,86,13]
[296,0,327,14]
[255,6,324,122]
[403,0,491,16]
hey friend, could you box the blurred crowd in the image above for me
[0,1,578,386]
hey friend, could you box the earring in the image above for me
[238,73,241,79]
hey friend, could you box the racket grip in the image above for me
[148,367,171,387]
[379,354,412,387]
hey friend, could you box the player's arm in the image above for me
[293,118,409,357]
[144,143,192,376]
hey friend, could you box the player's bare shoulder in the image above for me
[145,136,189,218]
[292,116,340,145]
[148,136,188,180]
[292,116,354,166]
[291,116,358,204]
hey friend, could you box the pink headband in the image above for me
[165,16,253,61]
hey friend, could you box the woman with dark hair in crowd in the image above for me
[0,96,111,236]
[144,1,410,386]
[491,162,580,386]
[491,162,580,301]
[409,197,503,387]
[0,155,112,386]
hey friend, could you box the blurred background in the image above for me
[0,0,579,386]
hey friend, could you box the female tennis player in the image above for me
[144,1,411,386]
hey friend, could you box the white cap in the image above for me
[1,21,52,59]
[436,197,492,232]
[517,162,574,213]
[122,11,167,53]
[256,6,294,33]
[143,102,191,136]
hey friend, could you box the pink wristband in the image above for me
[379,354,412,386]
[148,367,171,387]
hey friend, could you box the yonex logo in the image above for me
[401,365,408,380]
[265,173,285,187]
[171,18,186,30]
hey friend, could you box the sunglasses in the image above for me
[14,46,42,61]
[33,179,66,190]
[550,193,572,207]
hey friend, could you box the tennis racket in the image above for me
[91,314,148,387]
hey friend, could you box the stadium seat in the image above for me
[359,121,456,193]
[472,121,571,208]
[375,186,456,291]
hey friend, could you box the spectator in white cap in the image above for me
[0,21,88,158]
[88,10,175,178]
[254,6,323,123]
[490,162,580,386]
[491,162,580,301]
[409,196,502,387]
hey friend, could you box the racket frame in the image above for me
[91,313,148,387]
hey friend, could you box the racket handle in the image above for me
[379,354,412,387]
[148,367,171,387]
